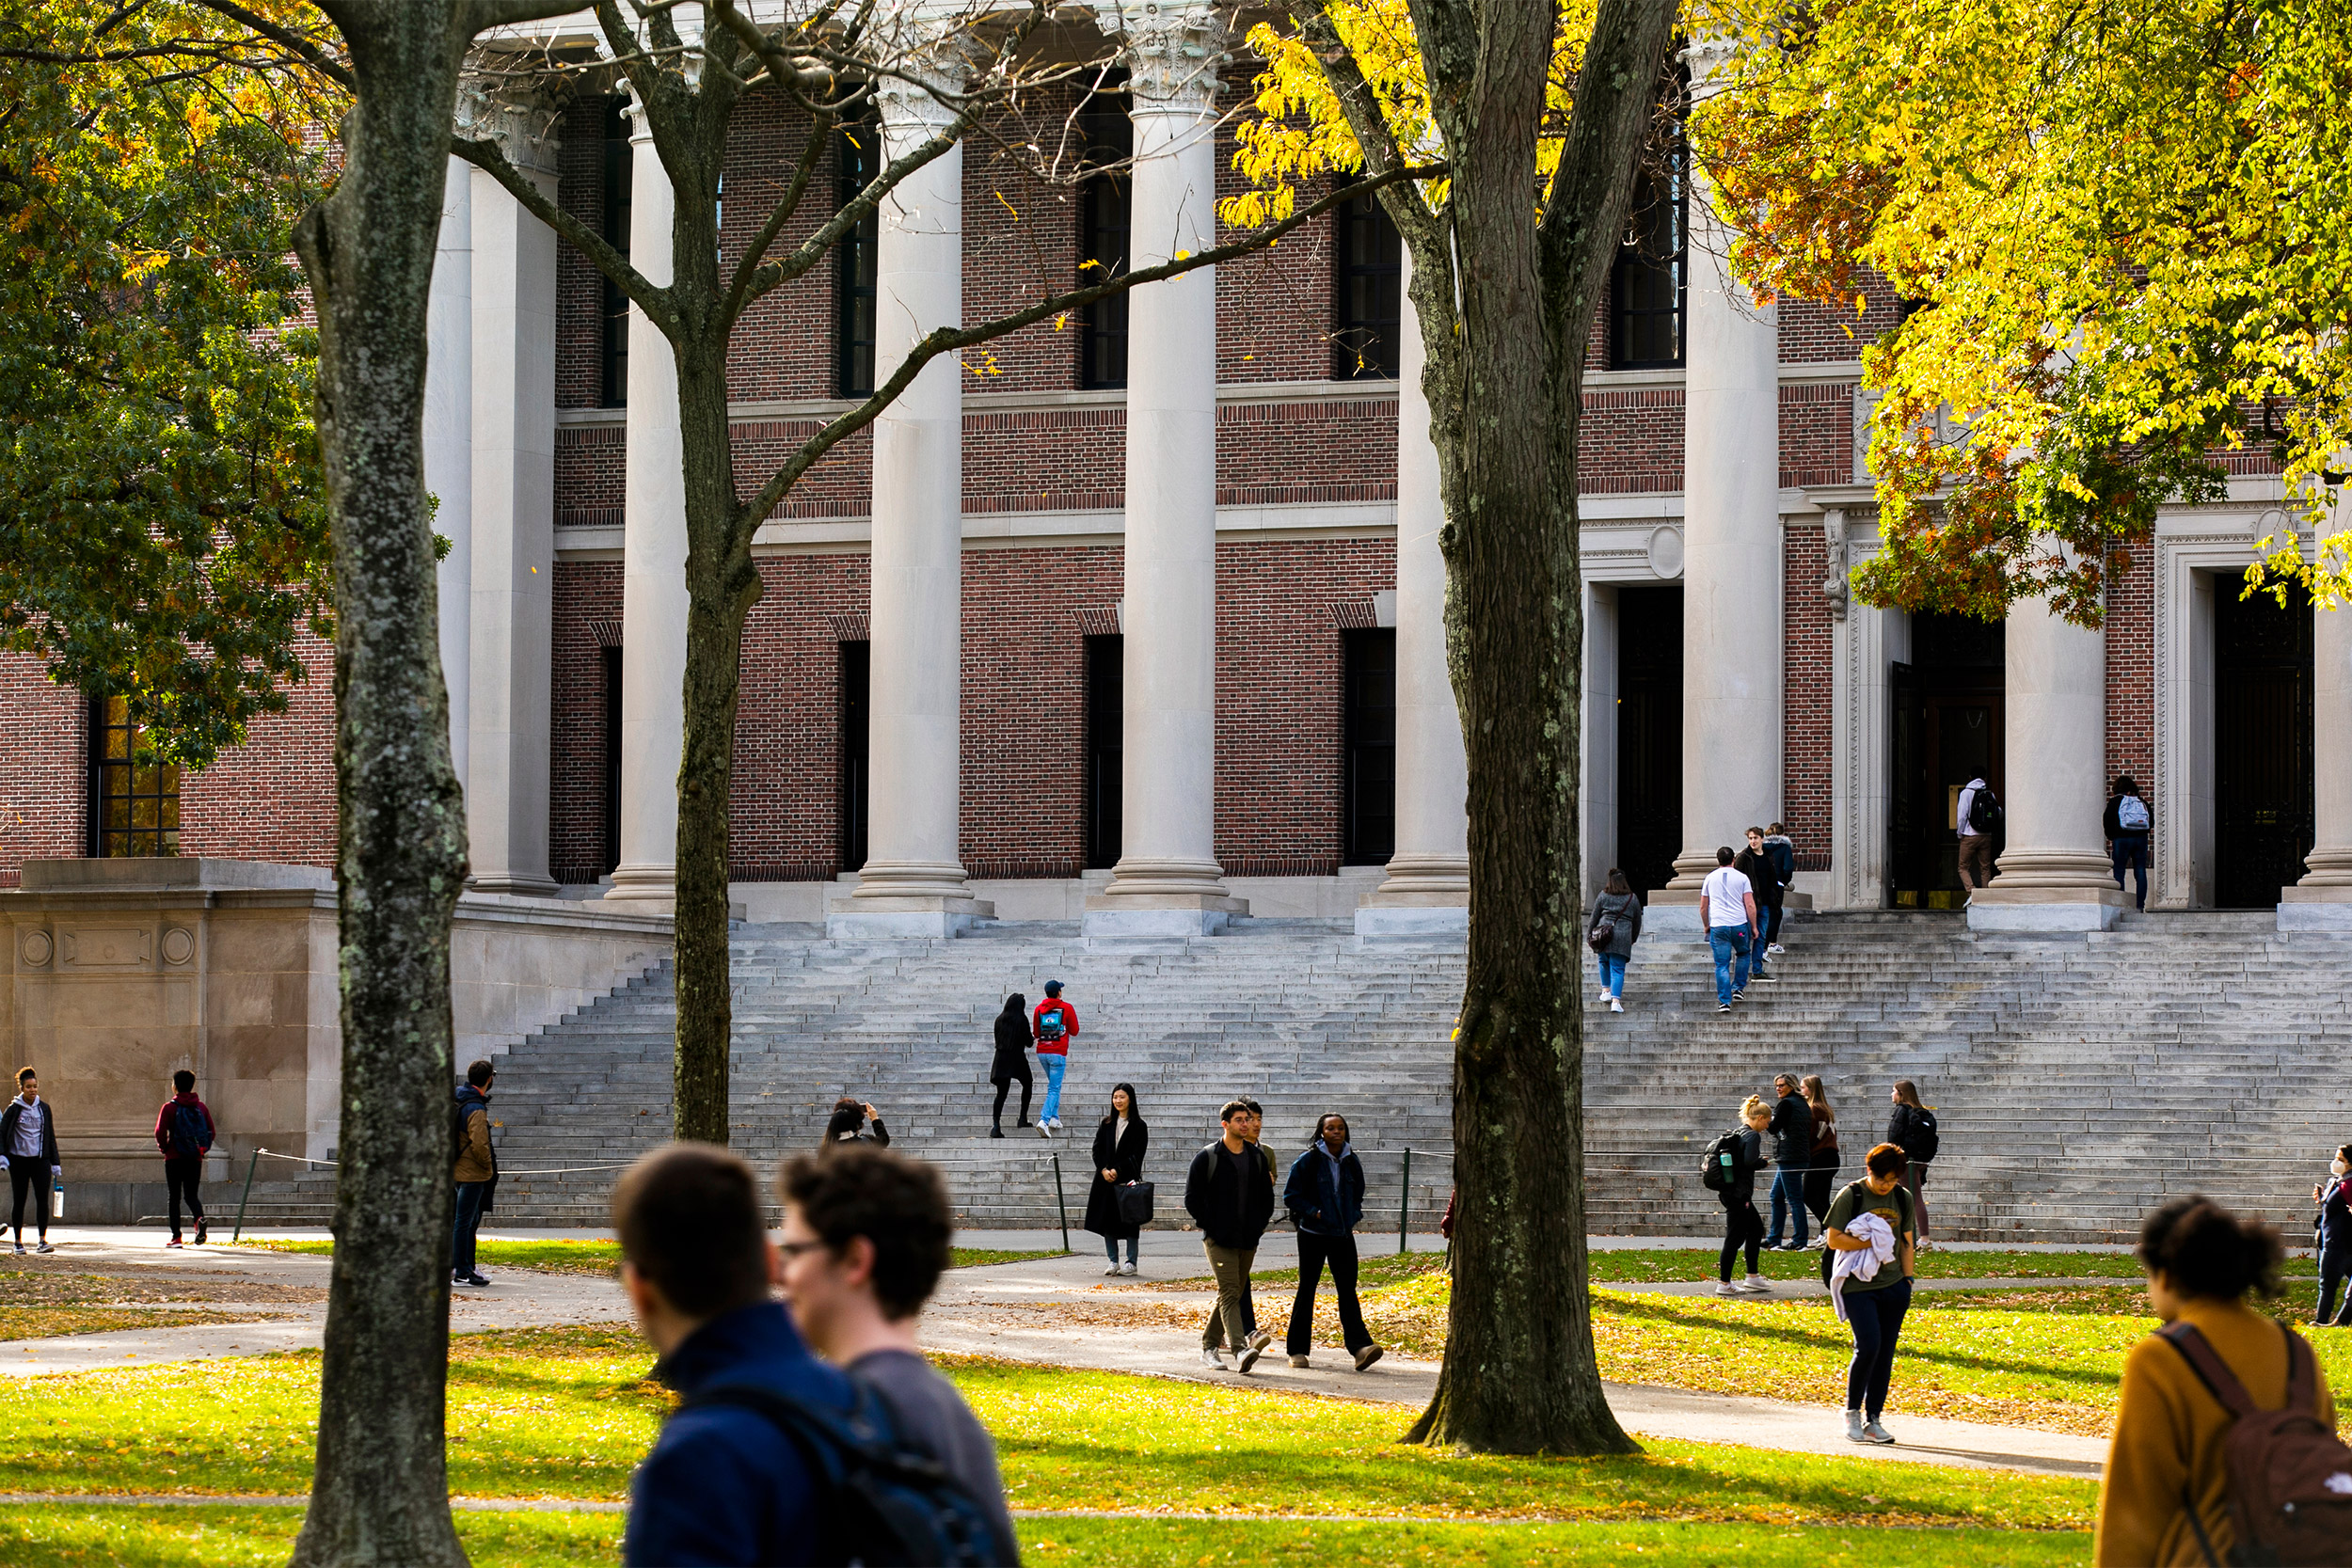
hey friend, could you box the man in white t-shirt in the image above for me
[1701,847,1759,1013]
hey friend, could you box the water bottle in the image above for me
[51,1170,62,1220]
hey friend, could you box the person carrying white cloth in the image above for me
[1829,1211,1896,1323]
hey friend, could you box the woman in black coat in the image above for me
[1082,1084,1149,1275]
[988,992,1032,1137]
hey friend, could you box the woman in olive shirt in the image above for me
[1823,1143,1916,1445]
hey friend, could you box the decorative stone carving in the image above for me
[455,78,564,176]
[1822,506,1850,620]
[1645,524,1685,579]
[19,927,52,968]
[160,926,196,966]
[1125,4,1228,110]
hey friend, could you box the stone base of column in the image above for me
[1965,849,2125,931]
[469,872,560,898]
[603,863,676,912]
[831,860,994,939]
[1085,859,1248,936]
[2277,849,2352,930]
[1353,853,1468,937]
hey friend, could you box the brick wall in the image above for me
[549,561,623,883]
[1779,269,1902,363]
[731,553,871,879]
[1782,526,1834,863]
[1581,388,1683,494]
[0,653,89,885]
[555,426,626,529]
[555,94,613,411]
[177,635,339,869]
[2105,546,2155,808]
[1780,383,1854,488]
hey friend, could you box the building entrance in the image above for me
[2214,582,2313,909]
[1614,586,1682,898]
[1890,613,2003,909]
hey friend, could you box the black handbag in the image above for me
[1117,1180,1155,1227]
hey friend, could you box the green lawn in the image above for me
[1219,1248,2169,1294]
[230,1238,1060,1275]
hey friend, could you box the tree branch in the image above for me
[738,112,967,311]
[450,132,677,336]
[187,0,354,87]
[720,103,833,329]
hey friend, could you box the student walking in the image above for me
[1282,1113,1383,1370]
[452,1060,498,1288]
[1083,1084,1150,1275]
[1885,1081,1939,1246]
[1801,1074,1840,1226]
[1956,775,1996,900]
[986,993,1033,1137]
[4,1067,58,1254]
[1707,1097,1772,1295]
[2314,1145,2352,1327]
[1587,869,1643,1014]
[1735,829,1783,983]
[1184,1101,1276,1373]
[1763,824,1797,953]
[1703,847,1759,1012]
[153,1069,215,1247]
[2095,1197,2348,1565]
[2105,775,2152,912]
[821,1099,891,1148]
[1233,1099,1277,1346]
[775,1145,1023,1565]
[1825,1144,1919,1444]
[1031,981,1078,1134]
[1763,1073,1814,1249]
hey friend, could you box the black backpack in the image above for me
[167,1101,208,1158]
[1901,1106,1940,1163]
[1967,785,2003,834]
[1700,1131,1744,1193]
[686,1378,1009,1567]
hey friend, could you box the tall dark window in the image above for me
[600,100,632,407]
[1076,83,1132,390]
[1342,629,1396,864]
[1609,132,1687,370]
[839,641,870,872]
[87,695,180,858]
[1083,635,1123,868]
[599,646,624,878]
[1333,191,1402,379]
[836,112,881,397]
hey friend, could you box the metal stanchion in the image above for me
[232,1147,263,1242]
[1051,1153,1071,1255]
[1399,1147,1413,1255]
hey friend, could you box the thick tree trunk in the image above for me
[1394,0,1675,1454]
[287,4,472,1562]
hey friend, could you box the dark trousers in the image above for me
[1907,1161,1932,1242]
[2111,833,2149,911]
[8,1154,52,1239]
[1804,1161,1839,1224]
[452,1180,491,1277]
[1844,1276,1914,1417]
[2319,1251,2352,1326]
[165,1155,205,1239]
[990,1071,1032,1129]
[1763,903,1785,946]
[1287,1228,1372,1354]
[1719,1196,1763,1280]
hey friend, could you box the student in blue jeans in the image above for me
[1763,1074,1814,1249]
[1031,982,1079,1134]
[1700,847,1759,1012]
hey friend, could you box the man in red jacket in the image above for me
[153,1069,215,1246]
[1030,981,1078,1135]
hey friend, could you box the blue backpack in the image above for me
[167,1101,208,1158]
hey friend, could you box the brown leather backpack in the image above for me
[2159,1320,2352,1565]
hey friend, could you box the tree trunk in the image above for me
[287,4,472,1562]
[1395,0,1676,1454]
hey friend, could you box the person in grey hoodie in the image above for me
[5,1066,60,1254]
[1587,868,1644,1014]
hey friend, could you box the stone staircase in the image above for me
[400,910,2352,1245]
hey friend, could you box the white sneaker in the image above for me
[1038,1122,1053,1138]
[1104,1262,1122,1275]
[1200,1346,1227,1369]
[1608,997,1623,1013]
[1714,1280,1741,1297]
[1738,1275,1772,1293]
[1289,1354,1311,1368]
[1768,943,1785,954]
[1120,1261,1137,1275]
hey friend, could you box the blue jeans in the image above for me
[1766,1166,1810,1247]
[1104,1233,1137,1267]
[1707,926,1752,1006]
[1844,1275,1914,1418]
[1040,1053,1067,1122]
[2111,833,2148,911]
[452,1180,490,1277]
[1597,952,1627,1000]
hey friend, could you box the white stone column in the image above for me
[605,94,690,910]
[1086,9,1247,938]
[425,155,473,790]
[1358,249,1469,936]
[1647,55,1783,934]
[465,108,559,896]
[831,65,993,939]
[1968,581,2124,930]
[2281,492,2352,927]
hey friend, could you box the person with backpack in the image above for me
[1282,1112,1383,1370]
[452,1059,498,1289]
[1083,1084,1150,1275]
[2095,1196,2348,1566]
[1185,1100,1277,1372]
[1706,1096,1773,1296]
[1885,1080,1939,1247]
[1735,830,1783,984]
[1956,775,1997,900]
[5,1066,59,1255]
[152,1069,215,1247]
[775,1144,1021,1565]
[1801,1074,1841,1226]
[2313,1145,2352,1327]
[1763,1073,1814,1249]
[1587,868,1643,1014]
[1763,824,1797,954]
[1031,980,1079,1135]
[986,993,1033,1138]
[1702,847,1759,1013]
[1825,1143,1920,1444]
[2106,775,2153,912]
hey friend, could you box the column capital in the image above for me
[455,77,563,177]
[1120,5,1228,111]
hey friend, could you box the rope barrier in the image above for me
[246,1149,640,1177]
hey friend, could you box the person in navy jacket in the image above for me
[2313,1143,2352,1327]
[616,1143,854,1567]
[1280,1114,1383,1371]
